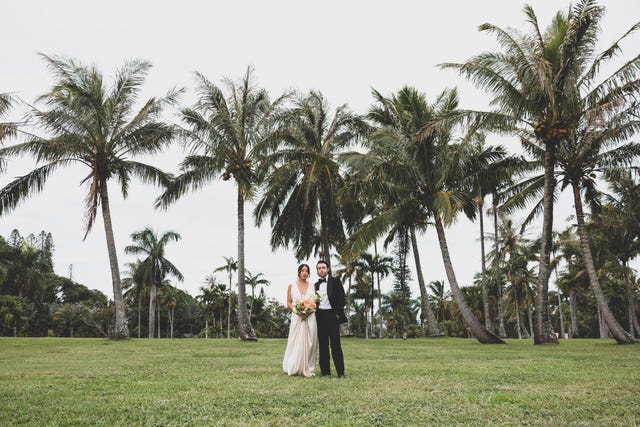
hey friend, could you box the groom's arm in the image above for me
[332,278,348,323]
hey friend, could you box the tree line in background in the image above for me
[0,215,638,340]
[0,0,638,343]
[0,229,291,338]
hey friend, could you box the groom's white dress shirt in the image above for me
[317,279,332,310]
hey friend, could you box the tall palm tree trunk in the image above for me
[571,182,636,344]
[478,203,493,333]
[409,226,442,336]
[346,274,352,330]
[597,306,609,339]
[373,242,383,338]
[319,198,331,267]
[569,289,579,338]
[623,261,640,338]
[149,282,156,338]
[493,204,506,337]
[513,281,522,339]
[377,271,383,338]
[236,190,257,341]
[433,215,504,344]
[170,307,175,339]
[137,293,141,339]
[227,274,232,339]
[219,310,223,338]
[250,285,255,319]
[157,298,161,338]
[533,142,558,345]
[369,270,374,338]
[557,292,565,339]
[100,181,129,339]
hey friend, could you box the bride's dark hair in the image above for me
[297,263,310,277]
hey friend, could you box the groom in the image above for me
[314,260,347,378]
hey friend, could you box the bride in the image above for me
[282,263,318,377]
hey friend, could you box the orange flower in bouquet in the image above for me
[294,294,320,321]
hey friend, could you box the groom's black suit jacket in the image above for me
[315,276,348,324]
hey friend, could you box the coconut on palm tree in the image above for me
[0,55,180,338]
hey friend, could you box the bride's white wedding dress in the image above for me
[282,282,318,377]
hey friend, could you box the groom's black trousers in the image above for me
[316,308,344,376]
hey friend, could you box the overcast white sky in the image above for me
[2,1,639,305]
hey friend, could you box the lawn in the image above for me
[0,337,638,426]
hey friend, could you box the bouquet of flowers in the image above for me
[294,294,320,321]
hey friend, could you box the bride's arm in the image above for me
[286,284,294,311]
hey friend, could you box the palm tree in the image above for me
[0,295,29,337]
[122,260,146,338]
[348,300,367,338]
[341,87,444,336]
[495,217,540,338]
[387,230,415,335]
[602,172,640,336]
[355,251,393,338]
[443,1,640,344]
[5,240,49,300]
[487,205,508,337]
[254,90,368,266]
[157,67,284,341]
[197,286,215,339]
[0,93,18,170]
[428,280,452,326]
[554,228,587,338]
[503,248,537,339]
[343,86,503,343]
[245,270,270,318]
[332,251,360,331]
[54,302,91,337]
[556,127,640,343]
[467,135,526,334]
[197,275,226,338]
[213,256,237,339]
[382,290,414,338]
[0,56,180,338]
[158,285,180,339]
[124,227,183,339]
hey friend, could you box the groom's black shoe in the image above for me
[337,374,345,378]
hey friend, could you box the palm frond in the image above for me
[0,163,58,215]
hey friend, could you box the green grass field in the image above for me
[1,337,638,426]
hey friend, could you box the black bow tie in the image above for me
[318,278,326,283]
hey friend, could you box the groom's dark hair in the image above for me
[316,260,329,269]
